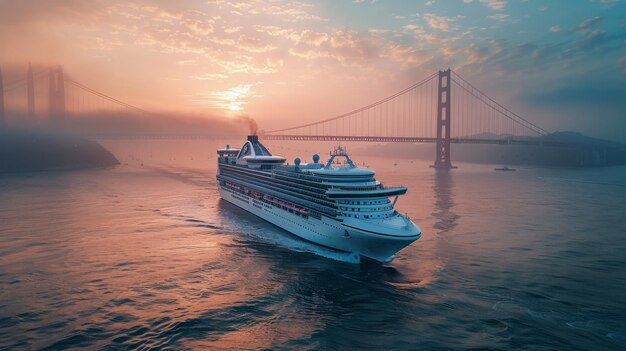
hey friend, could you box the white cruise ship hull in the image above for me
[219,186,420,263]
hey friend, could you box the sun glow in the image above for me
[208,84,254,112]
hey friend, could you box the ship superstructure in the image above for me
[217,135,421,263]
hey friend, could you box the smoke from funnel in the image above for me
[239,115,258,135]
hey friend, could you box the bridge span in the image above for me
[3,65,592,167]
[262,69,554,167]
[261,134,575,148]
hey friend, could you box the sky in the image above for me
[1,0,625,140]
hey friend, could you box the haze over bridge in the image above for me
[1,65,602,167]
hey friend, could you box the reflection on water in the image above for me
[431,170,459,234]
[1,150,625,350]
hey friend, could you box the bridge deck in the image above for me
[262,134,578,147]
[86,133,580,148]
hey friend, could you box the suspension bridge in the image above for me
[0,63,155,126]
[0,64,602,168]
[262,69,558,168]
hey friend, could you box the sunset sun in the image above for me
[208,84,254,112]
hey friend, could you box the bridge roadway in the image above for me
[262,134,585,148]
[87,133,579,148]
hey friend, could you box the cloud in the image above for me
[575,16,602,33]
[264,4,325,22]
[288,31,381,68]
[224,26,242,33]
[192,73,229,80]
[590,0,619,5]
[572,29,610,50]
[402,24,425,36]
[184,19,214,35]
[237,34,277,53]
[522,76,626,108]
[214,58,283,75]
[254,25,293,37]
[549,25,561,33]
[388,45,431,64]
[422,33,444,44]
[488,13,509,22]
[423,13,460,32]
[465,44,490,64]
[289,30,329,46]
[287,48,331,60]
[440,46,461,58]
[479,0,507,10]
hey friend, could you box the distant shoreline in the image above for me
[0,164,118,175]
[0,128,119,173]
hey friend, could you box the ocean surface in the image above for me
[1,140,625,350]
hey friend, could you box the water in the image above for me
[1,142,626,350]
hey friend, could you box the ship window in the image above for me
[252,142,272,156]
[252,142,271,156]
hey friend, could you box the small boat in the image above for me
[495,166,516,171]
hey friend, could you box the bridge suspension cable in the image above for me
[266,71,439,134]
[264,69,549,142]
[450,71,547,136]
[2,70,47,93]
[64,78,155,115]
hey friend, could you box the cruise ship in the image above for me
[216,135,421,263]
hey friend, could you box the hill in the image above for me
[0,128,119,173]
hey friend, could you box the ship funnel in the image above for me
[247,135,259,143]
